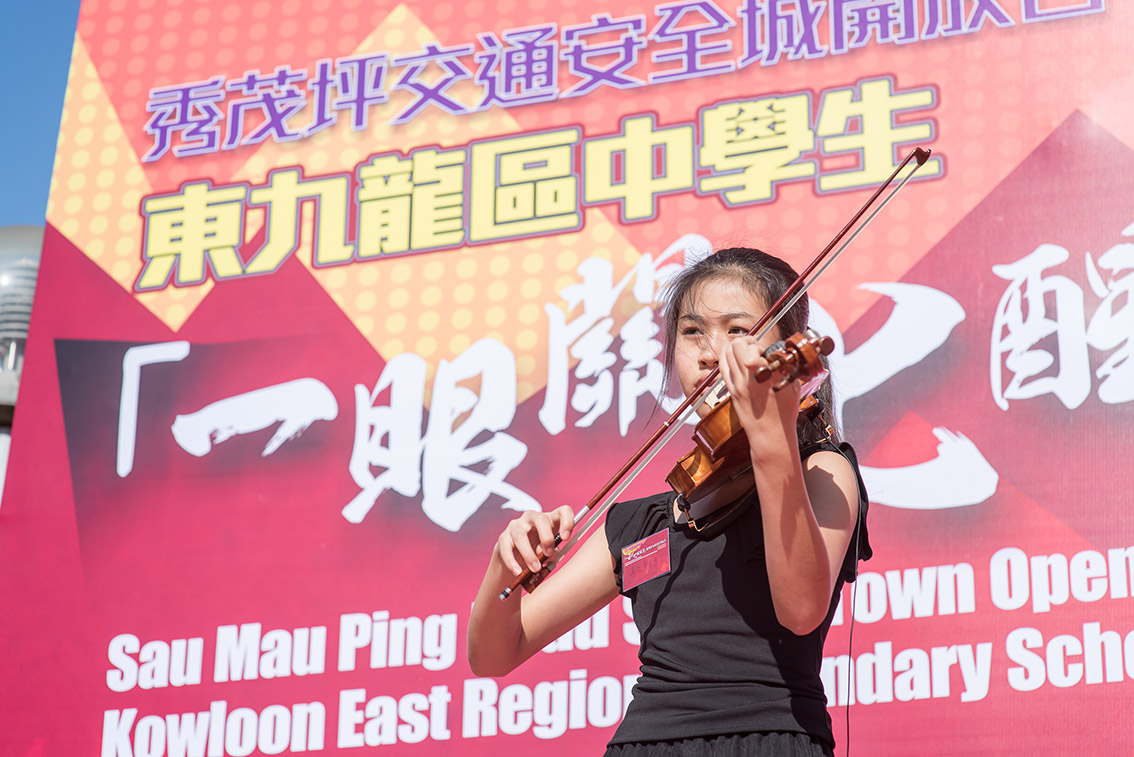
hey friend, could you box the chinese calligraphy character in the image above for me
[738,0,826,67]
[561,13,648,97]
[991,244,1090,410]
[390,42,475,124]
[699,94,816,204]
[345,341,538,532]
[421,340,539,531]
[583,115,695,222]
[344,353,428,524]
[357,148,466,256]
[1085,235,1134,404]
[246,168,354,273]
[333,53,391,130]
[829,0,909,54]
[138,181,247,290]
[540,235,707,435]
[917,0,1013,39]
[223,65,308,150]
[648,0,736,83]
[815,284,998,510]
[475,25,559,109]
[468,129,580,243]
[816,77,942,191]
[143,77,226,161]
[172,379,338,457]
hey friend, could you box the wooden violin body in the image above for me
[665,330,834,529]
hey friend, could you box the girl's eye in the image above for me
[681,327,701,336]
[729,326,750,335]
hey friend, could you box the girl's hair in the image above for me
[659,247,840,446]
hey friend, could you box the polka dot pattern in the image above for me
[201,4,637,401]
[54,0,1134,403]
[48,34,211,330]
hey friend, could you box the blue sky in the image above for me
[1,2,82,228]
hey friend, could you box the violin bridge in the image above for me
[702,381,729,410]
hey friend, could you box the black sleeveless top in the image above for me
[604,442,871,748]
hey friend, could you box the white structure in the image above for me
[0,225,42,508]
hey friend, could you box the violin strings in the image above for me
[754,155,926,347]
[560,154,920,564]
[559,397,706,557]
[517,149,929,594]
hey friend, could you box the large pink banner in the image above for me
[3,1,1133,754]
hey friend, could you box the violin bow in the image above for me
[500,146,932,600]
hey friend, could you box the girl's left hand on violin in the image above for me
[718,337,802,457]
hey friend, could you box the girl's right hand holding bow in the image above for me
[469,506,619,677]
[495,505,575,577]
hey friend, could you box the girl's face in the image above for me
[673,276,781,408]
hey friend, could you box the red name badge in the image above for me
[621,529,671,590]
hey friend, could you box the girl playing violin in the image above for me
[468,247,871,756]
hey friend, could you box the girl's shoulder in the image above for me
[800,440,873,580]
[605,492,672,552]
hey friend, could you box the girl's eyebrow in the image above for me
[679,311,754,322]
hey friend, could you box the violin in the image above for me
[665,329,835,532]
[498,147,932,601]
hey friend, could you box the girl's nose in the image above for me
[698,337,720,369]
